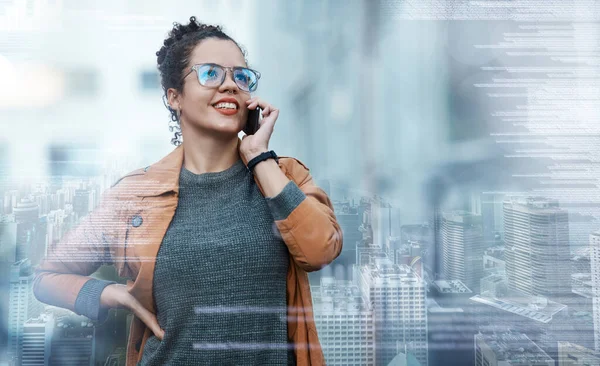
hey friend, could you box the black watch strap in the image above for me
[247,150,279,173]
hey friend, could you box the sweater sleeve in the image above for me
[74,279,117,322]
[265,180,307,220]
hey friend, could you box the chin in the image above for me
[214,119,242,129]
[210,123,243,137]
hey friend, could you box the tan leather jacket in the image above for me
[33,137,343,365]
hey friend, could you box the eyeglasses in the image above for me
[182,63,261,93]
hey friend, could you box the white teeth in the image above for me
[214,102,237,110]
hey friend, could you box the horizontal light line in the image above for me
[194,306,310,314]
[192,342,294,351]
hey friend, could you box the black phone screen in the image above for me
[243,106,261,135]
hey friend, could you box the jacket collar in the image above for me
[136,137,248,197]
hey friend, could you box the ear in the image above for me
[167,88,179,110]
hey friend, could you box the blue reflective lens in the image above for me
[195,64,259,92]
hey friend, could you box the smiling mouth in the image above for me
[213,105,238,115]
[212,101,239,110]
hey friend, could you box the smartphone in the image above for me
[243,106,261,135]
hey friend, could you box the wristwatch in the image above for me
[247,150,279,173]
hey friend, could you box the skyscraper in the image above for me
[371,197,392,254]
[311,277,375,365]
[503,197,571,298]
[480,192,505,246]
[13,199,39,263]
[21,314,54,366]
[49,313,96,366]
[7,259,43,365]
[354,256,428,365]
[441,211,484,291]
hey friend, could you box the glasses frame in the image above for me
[182,63,262,92]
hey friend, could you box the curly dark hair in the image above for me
[156,16,249,146]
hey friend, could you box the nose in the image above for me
[219,69,239,94]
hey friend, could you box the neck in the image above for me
[181,133,242,175]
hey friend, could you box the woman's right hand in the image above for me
[100,284,165,340]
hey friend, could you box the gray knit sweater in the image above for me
[75,156,306,365]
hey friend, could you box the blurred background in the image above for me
[1,0,600,365]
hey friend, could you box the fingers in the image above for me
[246,99,261,111]
[269,107,279,121]
[100,285,165,341]
[243,96,279,142]
[129,297,165,340]
[245,97,277,118]
[261,104,271,117]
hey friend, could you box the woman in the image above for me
[33,16,343,366]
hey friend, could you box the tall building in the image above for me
[13,199,39,263]
[503,197,571,298]
[311,277,375,365]
[0,254,13,360]
[17,308,97,366]
[441,211,484,291]
[35,194,51,217]
[13,199,38,223]
[0,220,17,263]
[475,331,554,366]
[7,259,43,365]
[0,143,8,199]
[356,242,384,267]
[333,201,361,261]
[49,313,96,366]
[591,231,600,352]
[29,217,47,267]
[480,192,505,245]
[428,281,476,366]
[21,314,54,366]
[371,197,393,254]
[72,189,92,221]
[354,256,428,366]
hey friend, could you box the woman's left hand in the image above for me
[239,96,279,161]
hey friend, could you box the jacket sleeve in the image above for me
[32,188,120,322]
[266,158,343,272]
